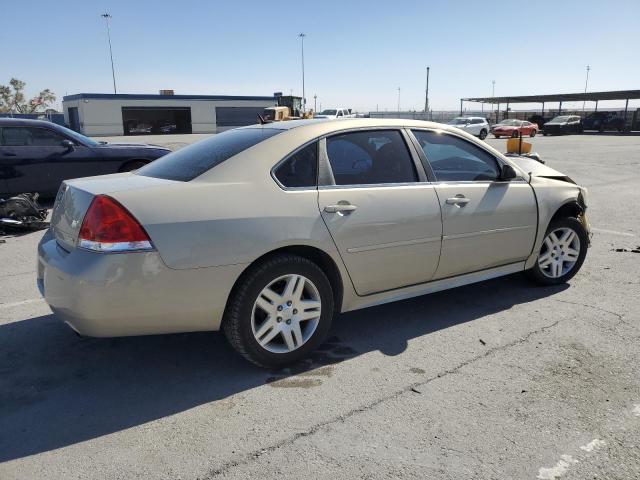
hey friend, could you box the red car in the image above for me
[491,119,538,138]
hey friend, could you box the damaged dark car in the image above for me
[0,118,171,199]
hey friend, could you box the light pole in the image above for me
[424,67,430,116]
[313,94,317,114]
[299,33,306,113]
[101,13,117,94]
[492,80,496,122]
[397,87,401,112]
[582,65,590,112]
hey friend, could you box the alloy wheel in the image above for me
[538,227,581,278]
[251,274,322,353]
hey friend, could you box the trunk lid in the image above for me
[50,173,179,250]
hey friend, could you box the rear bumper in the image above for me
[37,229,247,337]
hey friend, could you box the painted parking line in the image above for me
[592,227,635,237]
[0,298,44,310]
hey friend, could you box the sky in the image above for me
[1,0,639,112]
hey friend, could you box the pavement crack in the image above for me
[551,299,634,331]
[202,319,561,479]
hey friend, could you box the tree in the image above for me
[0,78,56,113]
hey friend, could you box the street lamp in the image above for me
[424,67,430,116]
[299,33,306,113]
[397,87,401,112]
[313,94,317,114]
[492,80,496,122]
[582,65,590,112]
[101,13,117,94]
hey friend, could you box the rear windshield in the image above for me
[137,127,282,181]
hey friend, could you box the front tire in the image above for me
[530,129,537,137]
[479,129,488,140]
[223,254,334,368]
[526,217,588,285]
[511,130,519,138]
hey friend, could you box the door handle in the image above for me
[445,196,470,206]
[324,203,357,213]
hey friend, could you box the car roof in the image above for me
[0,117,59,128]
[240,118,456,133]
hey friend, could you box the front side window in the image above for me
[412,130,500,182]
[326,130,417,185]
[1,127,65,147]
[274,142,318,188]
[138,127,282,181]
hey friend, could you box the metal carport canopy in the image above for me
[462,89,640,104]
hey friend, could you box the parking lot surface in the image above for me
[1,133,639,479]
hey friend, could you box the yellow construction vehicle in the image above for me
[260,95,313,123]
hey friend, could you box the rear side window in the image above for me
[138,127,282,181]
[412,130,500,182]
[326,130,417,186]
[274,142,318,188]
[1,127,66,146]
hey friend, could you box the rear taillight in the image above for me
[78,195,153,252]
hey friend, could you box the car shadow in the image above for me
[0,273,568,462]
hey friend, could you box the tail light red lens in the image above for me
[78,195,153,252]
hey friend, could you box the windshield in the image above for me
[59,126,99,147]
[320,110,337,115]
[496,119,521,126]
[548,116,571,123]
[137,127,282,181]
[448,118,469,125]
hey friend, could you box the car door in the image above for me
[469,119,482,136]
[318,129,442,295]
[0,125,99,197]
[410,129,537,279]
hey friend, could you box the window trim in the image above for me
[317,127,427,188]
[270,139,320,191]
[407,128,527,184]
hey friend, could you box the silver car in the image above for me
[37,119,590,368]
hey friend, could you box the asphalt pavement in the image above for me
[1,132,639,479]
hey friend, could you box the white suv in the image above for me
[315,108,355,119]
[447,117,490,140]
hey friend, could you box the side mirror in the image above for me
[500,164,518,181]
[61,139,75,151]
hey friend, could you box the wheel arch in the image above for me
[548,199,584,225]
[223,245,345,319]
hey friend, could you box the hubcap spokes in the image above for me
[251,274,321,353]
[538,227,580,278]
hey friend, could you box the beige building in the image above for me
[62,93,276,136]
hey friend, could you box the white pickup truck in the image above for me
[314,108,355,119]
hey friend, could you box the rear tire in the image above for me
[511,130,519,138]
[223,254,334,368]
[526,217,588,285]
[493,134,500,139]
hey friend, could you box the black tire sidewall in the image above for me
[225,255,334,368]
[528,217,588,285]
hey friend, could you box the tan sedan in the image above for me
[37,119,590,367]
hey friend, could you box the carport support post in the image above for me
[559,101,563,115]
[497,103,500,122]
[623,99,629,131]
[506,102,509,119]
[541,102,544,116]
[460,99,463,115]
[595,100,598,112]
